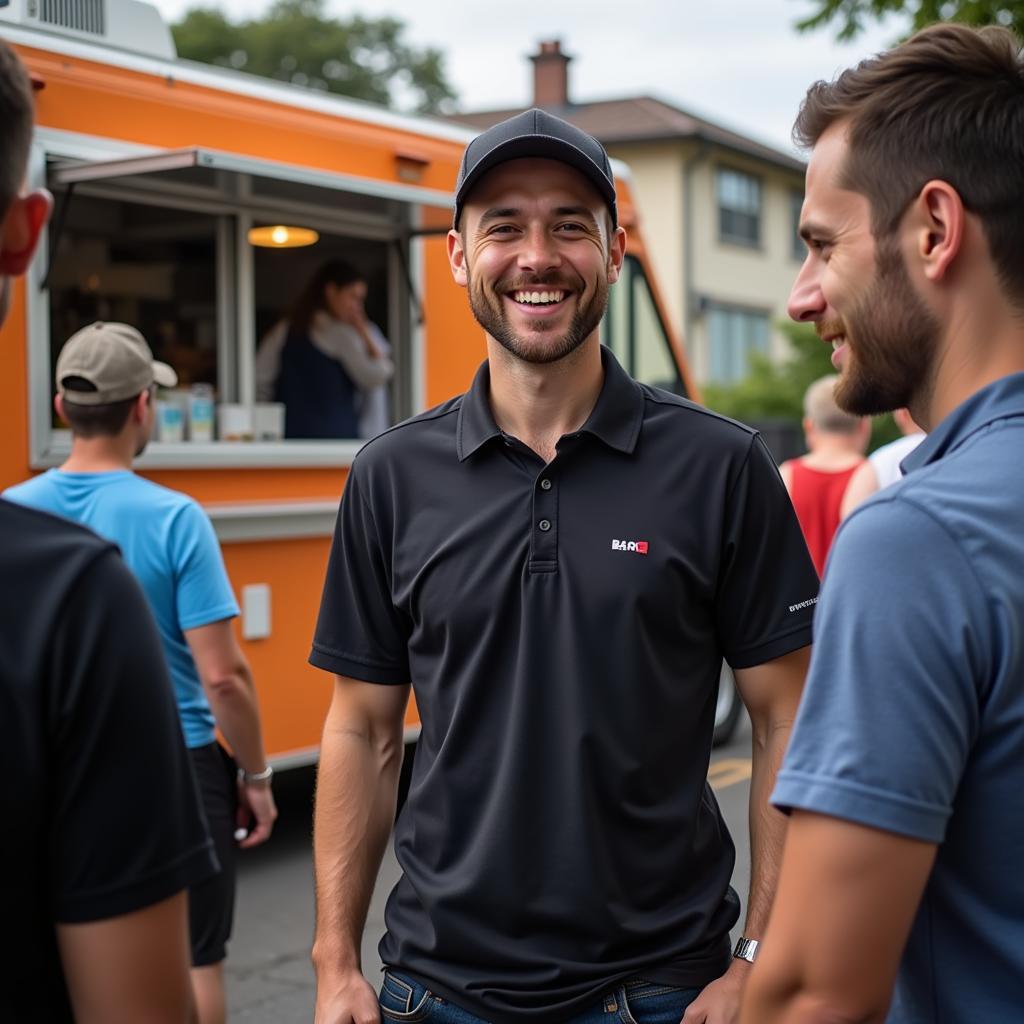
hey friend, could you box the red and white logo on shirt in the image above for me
[611,539,649,555]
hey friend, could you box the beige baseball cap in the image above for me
[55,321,178,405]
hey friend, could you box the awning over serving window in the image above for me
[51,146,454,221]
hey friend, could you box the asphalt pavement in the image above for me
[225,714,754,1021]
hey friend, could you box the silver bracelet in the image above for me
[238,764,274,785]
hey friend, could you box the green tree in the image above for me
[796,0,1024,40]
[172,0,457,114]
[701,322,900,451]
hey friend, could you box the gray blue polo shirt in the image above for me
[773,373,1024,1023]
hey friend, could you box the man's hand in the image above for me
[236,778,277,849]
[681,959,749,1024]
[314,967,381,1024]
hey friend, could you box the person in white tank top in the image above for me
[840,408,925,518]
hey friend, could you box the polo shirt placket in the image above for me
[531,459,558,573]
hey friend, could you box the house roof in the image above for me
[449,95,805,175]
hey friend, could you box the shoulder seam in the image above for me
[353,397,464,462]
[844,492,993,640]
[641,389,759,437]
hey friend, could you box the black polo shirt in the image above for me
[311,347,817,1022]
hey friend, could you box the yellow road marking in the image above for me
[708,758,752,791]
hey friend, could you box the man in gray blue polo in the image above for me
[742,22,1024,1024]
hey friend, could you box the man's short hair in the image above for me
[804,374,862,434]
[794,23,1024,306]
[0,39,34,217]
[59,384,139,438]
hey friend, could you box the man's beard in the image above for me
[466,265,608,365]
[832,235,941,416]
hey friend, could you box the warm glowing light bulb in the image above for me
[247,225,319,248]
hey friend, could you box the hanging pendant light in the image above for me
[247,225,319,248]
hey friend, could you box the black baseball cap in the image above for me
[453,108,618,229]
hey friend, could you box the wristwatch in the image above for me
[733,936,759,963]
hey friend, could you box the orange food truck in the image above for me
[0,0,707,769]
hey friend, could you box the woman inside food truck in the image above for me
[255,260,394,439]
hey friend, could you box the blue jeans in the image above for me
[379,969,701,1024]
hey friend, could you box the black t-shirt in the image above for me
[311,349,818,1021]
[0,499,217,1022]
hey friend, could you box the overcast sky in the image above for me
[156,0,904,154]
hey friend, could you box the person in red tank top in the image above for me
[780,375,870,577]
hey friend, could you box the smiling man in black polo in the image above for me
[310,110,817,1024]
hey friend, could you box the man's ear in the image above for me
[911,180,964,285]
[606,225,627,284]
[54,393,67,426]
[132,389,151,424]
[447,229,468,287]
[0,189,53,277]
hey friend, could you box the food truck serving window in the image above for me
[32,144,451,468]
[49,195,220,399]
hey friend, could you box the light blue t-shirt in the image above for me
[773,373,1024,1023]
[4,470,239,748]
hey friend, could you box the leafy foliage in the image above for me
[795,0,1024,41]
[701,321,900,451]
[172,0,457,114]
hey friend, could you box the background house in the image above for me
[451,41,808,387]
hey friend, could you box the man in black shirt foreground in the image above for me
[0,39,216,1023]
[310,111,818,1024]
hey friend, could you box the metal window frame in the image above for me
[50,146,453,210]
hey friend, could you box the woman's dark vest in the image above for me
[275,327,359,439]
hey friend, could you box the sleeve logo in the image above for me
[611,539,649,555]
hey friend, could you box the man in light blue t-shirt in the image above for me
[741,23,1024,1024]
[6,321,277,1024]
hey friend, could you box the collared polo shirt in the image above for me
[312,347,817,1022]
[773,372,1024,1023]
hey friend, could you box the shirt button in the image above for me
[540,478,552,491]
[538,519,552,532]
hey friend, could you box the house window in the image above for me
[716,167,761,247]
[791,190,805,261]
[707,304,770,384]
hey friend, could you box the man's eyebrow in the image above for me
[554,205,601,228]
[476,205,602,229]
[799,220,831,242]
[478,207,521,227]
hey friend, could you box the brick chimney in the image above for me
[530,40,571,108]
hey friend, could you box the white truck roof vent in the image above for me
[0,0,176,60]
[37,0,105,36]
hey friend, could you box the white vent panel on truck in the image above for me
[0,0,175,59]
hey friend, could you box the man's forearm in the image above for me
[744,716,792,936]
[204,665,268,774]
[312,712,403,976]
